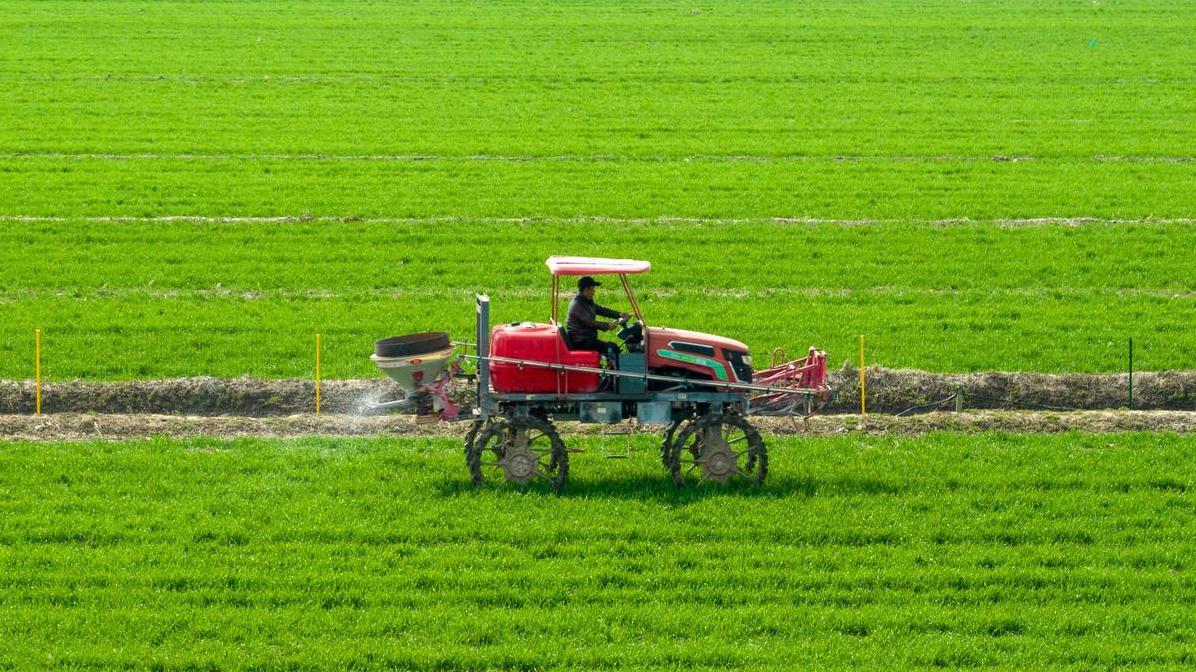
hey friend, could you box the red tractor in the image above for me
[371,256,829,490]
[490,257,755,392]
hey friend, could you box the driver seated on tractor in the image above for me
[566,275,630,363]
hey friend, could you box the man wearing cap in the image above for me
[566,276,631,361]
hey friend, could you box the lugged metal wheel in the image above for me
[467,416,568,491]
[462,417,492,458]
[659,415,697,468]
[667,412,766,487]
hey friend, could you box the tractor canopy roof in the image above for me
[545,256,651,276]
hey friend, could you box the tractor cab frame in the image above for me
[548,255,650,350]
[371,256,830,491]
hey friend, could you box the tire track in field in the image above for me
[2,151,1195,164]
[4,215,1196,226]
[2,287,1195,301]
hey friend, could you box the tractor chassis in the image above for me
[465,294,766,490]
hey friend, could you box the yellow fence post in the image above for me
[315,333,322,416]
[35,329,42,416]
[859,334,866,415]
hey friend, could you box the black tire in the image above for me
[667,412,767,487]
[467,416,569,492]
[374,332,451,358]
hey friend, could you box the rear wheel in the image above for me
[463,417,492,458]
[667,413,766,487]
[467,416,569,492]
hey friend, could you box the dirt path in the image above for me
[1,368,1193,416]
[2,410,1194,442]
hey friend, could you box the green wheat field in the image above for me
[2,434,1195,669]
[3,1,1196,669]
[1,0,1194,379]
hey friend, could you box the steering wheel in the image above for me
[615,315,643,346]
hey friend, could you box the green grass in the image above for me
[2,432,1195,669]
[3,157,1195,220]
[1,0,1194,380]
[4,1,1194,160]
[1,218,1194,378]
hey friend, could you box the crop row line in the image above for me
[3,287,1195,301]
[8,73,1196,85]
[2,152,1195,164]
[5,215,1196,226]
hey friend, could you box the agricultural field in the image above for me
[1,0,1195,380]
[2,433,1195,669]
[3,1,1196,669]
[3,219,1196,379]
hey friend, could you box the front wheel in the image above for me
[660,415,697,468]
[667,413,767,487]
[467,416,569,492]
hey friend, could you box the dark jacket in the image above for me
[566,294,621,344]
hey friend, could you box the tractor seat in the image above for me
[557,325,590,351]
[558,326,580,350]
[558,326,615,367]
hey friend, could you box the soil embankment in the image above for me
[1,367,1192,416]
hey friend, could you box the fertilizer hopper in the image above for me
[369,332,461,418]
